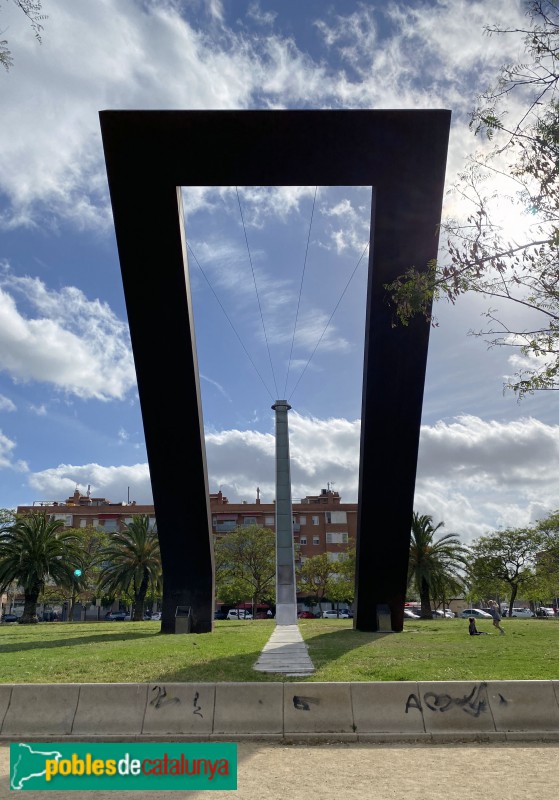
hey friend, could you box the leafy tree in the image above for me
[0,508,15,527]
[388,1,559,397]
[408,513,469,619]
[1,1,46,71]
[326,542,356,614]
[532,510,559,601]
[65,526,110,620]
[97,515,161,621]
[430,572,465,614]
[297,553,332,613]
[0,512,81,623]
[214,525,275,613]
[469,527,545,616]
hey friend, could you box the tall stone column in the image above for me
[272,400,298,625]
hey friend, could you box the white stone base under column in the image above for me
[253,624,314,676]
[275,603,298,626]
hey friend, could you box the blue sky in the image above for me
[1,0,558,543]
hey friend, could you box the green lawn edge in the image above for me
[0,618,557,683]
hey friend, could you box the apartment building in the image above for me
[210,486,356,563]
[16,489,155,532]
[17,486,356,564]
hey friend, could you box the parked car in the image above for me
[322,609,350,619]
[214,610,227,620]
[41,611,58,622]
[537,607,556,617]
[226,609,253,620]
[1,613,19,623]
[297,611,317,619]
[403,608,420,619]
[104,611,127,621]
[432,610,455,618]
[150,612,162,621]
[509,608,535,618]
[459,609,493,619]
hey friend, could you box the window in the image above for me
[312,516,319,525]
[313,535,320,545]
[300,536,307,545]
[243,517,257,525]
[216,521,236,533]
[326,511,347,524]
[53,513,72,527]
[79,519,87,528]
[299,516,306,525]
[104,519,118,532]
[327,552,342,562]
[265,516,275,525]
[326,532,349,544]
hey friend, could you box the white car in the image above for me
[509,608,534,618]
[459,609,493,619]
[403,608,420,619]
[432,609,455,618]
[322,610,350,619]
[226,609,253,620]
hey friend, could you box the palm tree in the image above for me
[97,515,161,621]
[0,513,82,623]
[408,513,468,619]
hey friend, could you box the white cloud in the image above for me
[0,395,16,412]
[416,415,559,541]
[29,403,47,416]
[205,412,361,503]
[28,463,152,504]
[201,374,232,403]
[0,429,28,472]
[0,268,135,400]
[1,0,529,230]
[22,412,559,545]
[246,2,277,26]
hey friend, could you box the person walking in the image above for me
[488,601,505,635]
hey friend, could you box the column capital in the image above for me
[271,400,292,411]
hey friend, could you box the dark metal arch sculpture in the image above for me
[100,110,451,633]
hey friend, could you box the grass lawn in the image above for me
[0,617,557,683]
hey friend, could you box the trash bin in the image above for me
[175,605,193,634]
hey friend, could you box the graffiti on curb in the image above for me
[405,683,494,718]
[193,690,203,718]
[150,685,181,709]
[293,696,320,711]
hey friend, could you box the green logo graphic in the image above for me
[10,742,237,791]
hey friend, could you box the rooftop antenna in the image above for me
[86,484,91,498]
[327,481,335,491]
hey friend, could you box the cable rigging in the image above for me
[287,240,370,404]
[236,187,280,399]
[186,242,275,402]
[283,186,318,398]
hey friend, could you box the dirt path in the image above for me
[1,741,557,799]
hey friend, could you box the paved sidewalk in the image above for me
[2,742,558,800]
[253,624,314,675]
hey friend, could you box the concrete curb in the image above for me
[1,681,558,742]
